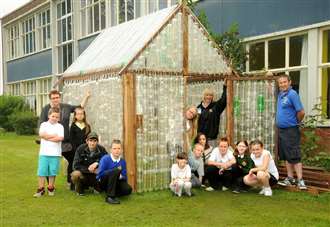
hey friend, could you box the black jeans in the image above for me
[205,165,233,189]
[62,150,75,183]
[99,168,132,198]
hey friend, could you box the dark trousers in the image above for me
[99,169,132,198]
[205,165,233,189]
[231,164,247,189]
[62,150,75,183]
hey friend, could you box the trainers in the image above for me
[48,187,55,196]
[205,186,215,192]
[33,188,45,198]
[297,179,307,190]
[222,186,228,191]
[264,187,272,196]
[232,187,241,194]
[278,177,295,186]
[259,187,265,195]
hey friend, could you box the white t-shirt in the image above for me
[251,149,279,180]
[209,148,235,163]
[171,163,191,180]
[39,121,64,156]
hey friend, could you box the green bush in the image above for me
[10,111,38,135]
[0,95,30,131]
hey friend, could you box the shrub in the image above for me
[0,95,30,131]
[10,111,38,135]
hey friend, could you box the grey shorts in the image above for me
[278,126,301,164]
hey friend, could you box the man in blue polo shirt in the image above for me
[97,139,132,204]
[276,74,306,190]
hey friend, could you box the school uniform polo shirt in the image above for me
[276,87,304,128]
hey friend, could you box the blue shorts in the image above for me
[37,155,60,177]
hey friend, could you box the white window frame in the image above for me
[7,24,20,60]
[36,9,51,50]
[56,0,74,73]
[22,16,36,55]
[80,0,106,37]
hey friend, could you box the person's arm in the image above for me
[297,110,305,123]
[224,157,236,170]
[120,160,128,180]
[73,147,88,173]
[249,153,270,174]
[80,91,91,108]
[213,85,227,115]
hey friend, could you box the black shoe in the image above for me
[105,196,120,204]
[232,188,241,194]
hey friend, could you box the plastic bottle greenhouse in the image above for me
[62,4,277,192]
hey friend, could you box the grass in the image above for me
[1,132,330,227]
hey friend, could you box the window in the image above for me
[57,0,74,73]
[321,29,330,119]
[22,17,36,54]
[268,38,285,69]
[249,42,265,71]
[8,83,21,96]
[80,0,106,37]
[290,35,308,67]
[7,24,20,59]
[119,0,135,24]
[37,9,51,49]
[22,81,37,112]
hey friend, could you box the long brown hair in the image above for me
[193,133,210,150]
[73,107,91,135]
[234,140,250,156]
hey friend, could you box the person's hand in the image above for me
[88,162,98,173]
[86,90,91,98]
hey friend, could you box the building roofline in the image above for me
[243,20,330,42]
[1,0,48,26]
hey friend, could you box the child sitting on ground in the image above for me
[188,143,204,188]
[170,152,192,197]
[243,140,279,196]
[232,140,255,193]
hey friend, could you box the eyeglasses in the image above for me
[50,96,60,100]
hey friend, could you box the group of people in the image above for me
[34,90,131,204]
[33,73,307,203]
[174,74,307,197]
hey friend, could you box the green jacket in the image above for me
[235,154,255,175]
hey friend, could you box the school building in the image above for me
[1,0,330,128]
[1,0,179,114]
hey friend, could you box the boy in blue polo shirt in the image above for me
[276,74,306,190]
[97,139,132,204]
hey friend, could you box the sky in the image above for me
[0,0,30,95]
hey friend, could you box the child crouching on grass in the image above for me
[34,107,64,197]
[170,152,192,197]
[243,140,279,197]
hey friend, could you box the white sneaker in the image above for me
[205,186,215,192]
[259,187,265,195]
[222,186,228,191]
[264,187,272,196]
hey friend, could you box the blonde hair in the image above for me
[202,88,215,100]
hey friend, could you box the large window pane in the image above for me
[289,70,307,110]
[127,0,134,21]
[119,0,125,23]
[321,68,330,119]
[101,1,106,29]
[249,42,264,71]
[322,30,330,63]
[159,0,167,9]
[268,38,285,69]
[290,35,308,67]
[111,0,117,26]
[94,3,100,31]
[135,0,141,18]
[149,0,157,13]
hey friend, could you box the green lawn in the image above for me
[1,133,330,227]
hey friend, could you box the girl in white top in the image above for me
[243,140,279,197]
[170,152,192,197]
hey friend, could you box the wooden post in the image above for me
[123,72,137,191]
[182,3,189,77]
[226,79,234,146]
[182,3,189,152]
